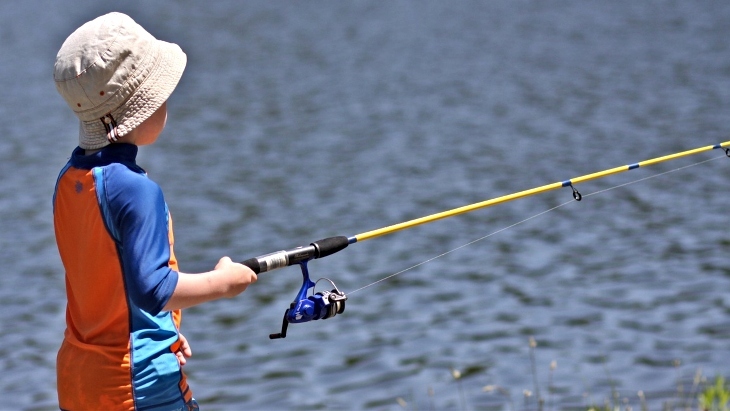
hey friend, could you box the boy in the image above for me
[52,12,257,410]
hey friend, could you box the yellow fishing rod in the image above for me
[351,141,730,243]
[240,141,730,339]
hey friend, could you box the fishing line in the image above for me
[345,153,727,296]
[582,155,723,198]
[346,200,574,296]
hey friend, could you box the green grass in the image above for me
[698,376,729,411]
[392,337,728,411]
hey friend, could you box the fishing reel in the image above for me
[269,260,347,339]
[240,236,351,339]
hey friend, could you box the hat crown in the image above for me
[54,12,156,120]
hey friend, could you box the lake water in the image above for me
[1,1,729,410]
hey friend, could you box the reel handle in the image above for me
[269,312,289,339]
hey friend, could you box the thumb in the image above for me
[216,256,233,269]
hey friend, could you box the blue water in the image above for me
[1,1,729,410]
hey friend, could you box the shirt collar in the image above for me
[70,143,142,171]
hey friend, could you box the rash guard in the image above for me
[53,143,192,410]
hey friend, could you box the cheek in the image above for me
[149,109,167,137]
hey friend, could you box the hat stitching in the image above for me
[86,43,160,125]
[92,25,151,108]
[71,45,155,117]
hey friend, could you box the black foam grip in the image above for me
[311,236,349,259]
[240,257,261,274]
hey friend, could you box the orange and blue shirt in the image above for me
[53,144,192,410]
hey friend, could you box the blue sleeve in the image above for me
[102,165,179,315]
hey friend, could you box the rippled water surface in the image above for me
[1,1,729,410]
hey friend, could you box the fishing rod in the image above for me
[241,141,730,339]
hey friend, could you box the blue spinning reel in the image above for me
[241,236,350,339]
[268,260,346,339]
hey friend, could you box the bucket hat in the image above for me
[54,12,186,150]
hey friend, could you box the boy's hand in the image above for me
[175,332,192,366]
[215,256,257,298]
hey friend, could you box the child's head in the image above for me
[54,12,186,150]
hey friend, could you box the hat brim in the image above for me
[79,40,187,150]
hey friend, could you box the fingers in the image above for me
[176,332,192,366]
[247,265,258,283]
[179,332,192,357]
[175,350,187,366]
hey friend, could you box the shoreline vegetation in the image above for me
[393,337,728,411]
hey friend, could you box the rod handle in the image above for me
[239,236,350,274]
[241,257,261,274]
[311,236,349,258]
